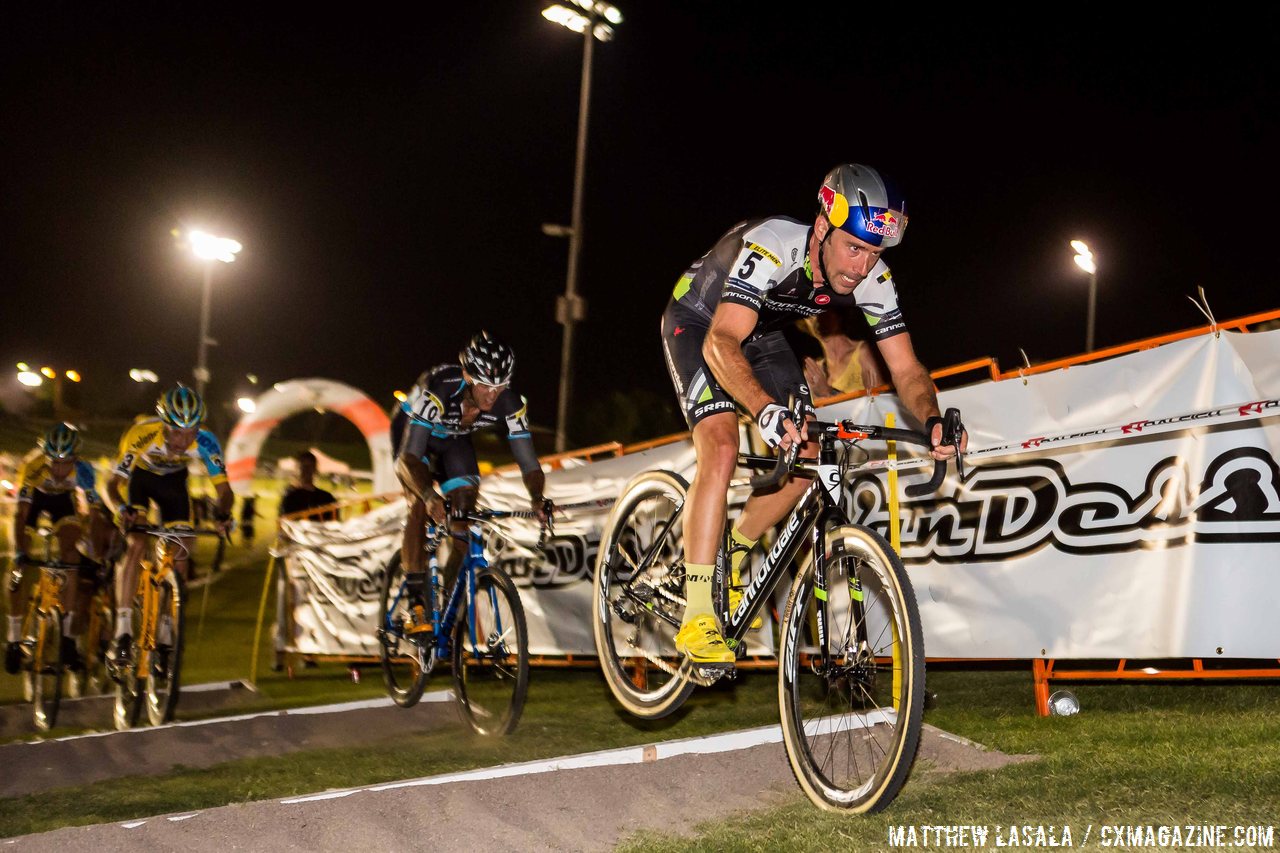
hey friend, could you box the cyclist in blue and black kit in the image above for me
[661,163,967,667]
[393,332,549,634]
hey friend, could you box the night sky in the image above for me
[3,5,1277,444]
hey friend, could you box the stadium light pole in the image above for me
[1071,240,1099,352]
[541,1,622,453]
[186,230,243,397]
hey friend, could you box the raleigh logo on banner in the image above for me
[847,446,1280,561]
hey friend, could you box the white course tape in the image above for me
[842,396,1280,479]
[278,714,878,806]
[17,691,451,746]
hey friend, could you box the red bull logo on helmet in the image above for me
[864,209,901,239]
[819,186,849,227]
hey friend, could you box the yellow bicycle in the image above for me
[111,525,221,730]
[16,555,82,731]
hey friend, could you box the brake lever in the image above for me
[943,407,965,479]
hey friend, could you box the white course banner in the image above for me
[280,328,1280,661]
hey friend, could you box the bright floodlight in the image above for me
[40,366,56,379]
[597,2,623,24]
[1073,253,1097,274]
[16,362,29,372]
[543,4,589,32]
[393,390,408,402]
[65,370,82,383]
[543,2,621,40]
[130,368,159,383]
[17,371,42,387]
[237,396,257,414]
[1070,240,1091,256]
[189,230,243,263]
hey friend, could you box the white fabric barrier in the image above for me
[278,328,1280,661]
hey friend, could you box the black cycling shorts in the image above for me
[399,424,480,496]
[127,468,192,525]
[661,301,814,429]
[23,490,78,529]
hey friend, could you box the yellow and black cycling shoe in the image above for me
[727,586,764,631]
[675,613,735,668]
[404,603,433,636]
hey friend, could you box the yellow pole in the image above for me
[886,412,903,709]
[249,553,277,686]
[885,412,901,554]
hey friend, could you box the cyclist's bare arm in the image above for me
[876,332,969,458]
[105,473,130,518]
[213,480,234,518]
[704,302,775,417]
[704,301,805,446]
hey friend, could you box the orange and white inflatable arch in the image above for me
[224,378,396,495]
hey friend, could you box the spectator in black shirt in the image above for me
[279,451,337,520]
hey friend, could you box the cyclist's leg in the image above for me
[732,331,820,542]
[51,511,86,664]
[150,469,194,581]
[437,438,481,596]
[402,492,428,574]
[113,471,160,659]
[661,309,738,665]
[5,538,27,674]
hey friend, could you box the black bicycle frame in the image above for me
[718,460,845,647]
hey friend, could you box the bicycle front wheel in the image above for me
[145,570,186,726]
[778,523,925,813]
[31,608,64,732]
[451,568,529,736]
[592,470,696,720]
[378,551,430,708]
[114,590,145,731]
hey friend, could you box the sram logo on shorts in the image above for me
[694,401,736,419]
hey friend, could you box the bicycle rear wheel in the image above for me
[592,470,696,719]
[378,551,430,707]
[145,570,186,725]
[31,608,64,732]
[778,523,925,813]
[451,567,529,736]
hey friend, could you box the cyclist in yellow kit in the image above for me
[103,386,232,668]
[5,424,112,675]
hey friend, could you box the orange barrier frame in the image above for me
[1032,658,1280,716]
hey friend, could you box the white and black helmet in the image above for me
[459,331,515,386]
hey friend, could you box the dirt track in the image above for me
[6,711,1034,851]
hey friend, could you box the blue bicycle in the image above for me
[377,503,546,736]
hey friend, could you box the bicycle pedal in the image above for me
[693,661,735,679]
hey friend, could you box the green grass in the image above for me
[619,671,1280,852]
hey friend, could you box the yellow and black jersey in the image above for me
[112,417,228,485]
[15,449,102,507]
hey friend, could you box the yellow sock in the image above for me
[729,527,758,587]
[684,562,715,620]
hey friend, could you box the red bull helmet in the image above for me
[818,164,907,248]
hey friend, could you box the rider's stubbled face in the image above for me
[819,221,883,296]
[466,376,507,412]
